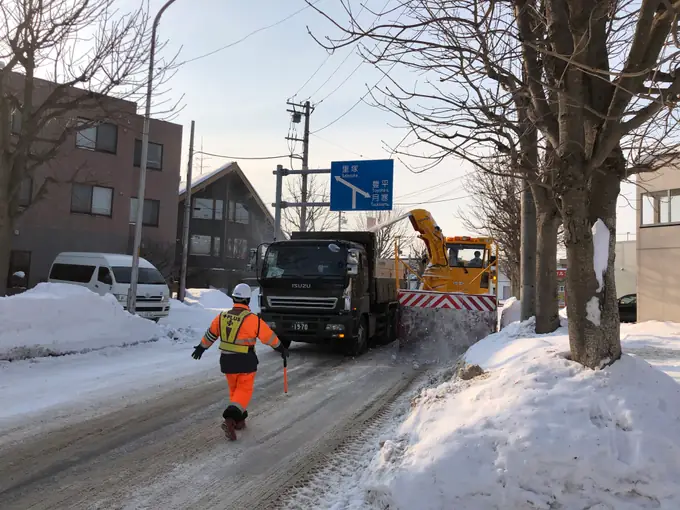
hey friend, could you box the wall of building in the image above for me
[10,108,182,286]
[614,240,637,298]
[637,168,680,322]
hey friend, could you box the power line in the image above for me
[395,175,465,200]
[297,0,380,101]
[311,8,411,134]
[310,132,364,157]
[395,194,472,206]
[178,1,322,66]
[194,151,292,161]
[291,54,331,99]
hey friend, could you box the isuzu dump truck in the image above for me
[250,231,398,356]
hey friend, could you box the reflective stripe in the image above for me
[219,308,252,354]
[266,331,279,347]
[205,330,218,342]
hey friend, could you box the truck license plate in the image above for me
[292,322,309,331]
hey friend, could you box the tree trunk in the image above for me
[562,170,621,369]
[0,197,12,297]
[520,182,537,320]
[535,209,560,333]
[510,261,521,299]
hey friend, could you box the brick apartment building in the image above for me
[5,72,183,287]
[177,162,275,291]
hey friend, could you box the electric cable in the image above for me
[178,1,322,66]
[193,151,292,160]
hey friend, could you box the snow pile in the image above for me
[0,283,160,360]
[498,296,521,330]
[364,322,680,509]
[183,288,234,310]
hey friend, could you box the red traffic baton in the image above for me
[283,357,288,394]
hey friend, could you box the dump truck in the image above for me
[250,231,399,356]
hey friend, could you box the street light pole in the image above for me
[128,0,178,314]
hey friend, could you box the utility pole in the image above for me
[285,100,314,231]
[338,211,342,231]
[520,184,537,320]
[179,120,195,302]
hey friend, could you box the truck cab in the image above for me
[251,231,397,355]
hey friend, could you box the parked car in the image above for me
[618,294,637,323]
[48,252,170,321]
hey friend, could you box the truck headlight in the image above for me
[161,295,169,303]
[266,321,277,329]
[325,324,344,331]
[115,294,127,303]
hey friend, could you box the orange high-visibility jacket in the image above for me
[201,303,280,351]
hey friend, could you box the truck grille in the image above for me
[267,296,337,310]
[137,296,162,302]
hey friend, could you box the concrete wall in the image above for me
[637,168,680,322]
[614,240,637,297]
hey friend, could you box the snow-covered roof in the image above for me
[178,161,275,227]
[178,161,236,195]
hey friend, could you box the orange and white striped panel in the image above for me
[398,290,497,312]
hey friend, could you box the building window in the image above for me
[71,183,113,216]
[190,234,212,256]
[129,198,160,227]
[7,250,31,288]
[227,238,248,259]
[75,120,118,154]
[10,108,22,134]
[229,202,249,224]
[18,177,32,207]
[133,139,163,170]
[192,197,224,220]
[213,236,221,257]
[642,189,680,225]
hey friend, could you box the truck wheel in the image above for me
[346,316,368,356]
[377,308,397,345]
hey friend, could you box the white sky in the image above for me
[149,0,638,239]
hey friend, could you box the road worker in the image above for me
[191,283,288,440]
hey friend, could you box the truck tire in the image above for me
[346,316,368,356]
[378,308,397,345]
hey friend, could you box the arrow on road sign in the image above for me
[334,175,370,209]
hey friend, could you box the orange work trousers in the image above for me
[225,372,256,410]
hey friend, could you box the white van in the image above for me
[48,252,170,321]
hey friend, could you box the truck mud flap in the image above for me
[397,290,497,352]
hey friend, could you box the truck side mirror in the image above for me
[347,249,359,275]
[489,255,497,265]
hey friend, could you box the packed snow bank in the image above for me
[366,322,680,509]
[183,288,234,310]
[0,283,160,360]
[498,296,521,330]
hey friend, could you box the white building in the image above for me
[614,240,637,297]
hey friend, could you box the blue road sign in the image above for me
[330,159,394,211]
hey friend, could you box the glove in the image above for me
[275,344,289,360]
[192,344,206,360]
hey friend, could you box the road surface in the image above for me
[0,343,426,510]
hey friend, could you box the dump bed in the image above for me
[373,277,397,305]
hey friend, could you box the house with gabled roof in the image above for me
[176,161,275,291]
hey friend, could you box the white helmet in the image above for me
[232,283,252,300]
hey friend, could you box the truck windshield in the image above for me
[262,244,346,278]
[447,244,487,268]
[111,267,166,285]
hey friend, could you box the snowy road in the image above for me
[0,343,424,510]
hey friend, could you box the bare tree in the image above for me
[458,165,522,299]
[305,0,562,336]
[140,240,176,280]
[306,0,680,369]
[354,209,414,259]
[282,174,335,234]
[0,0,178,295]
